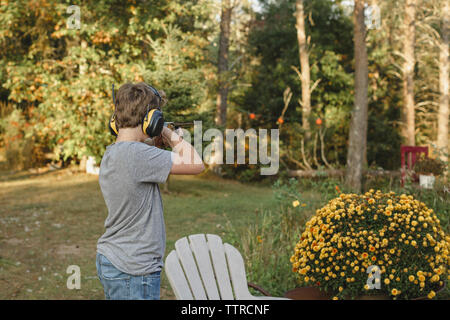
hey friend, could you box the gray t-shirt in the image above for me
[97,141,173,275]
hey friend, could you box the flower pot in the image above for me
[284,282,446,300]
[419,174,435,189]
[284,287,331,300]
[284,287,390,300]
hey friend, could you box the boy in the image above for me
[96,82,204,300]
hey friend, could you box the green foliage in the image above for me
[236,0,355,171]
[223,178,310,296]
[224,177,449,299]
[0,0,215,163]
[0,108,46,170]
[0,0,446,178]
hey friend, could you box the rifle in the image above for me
[164,121,195,130]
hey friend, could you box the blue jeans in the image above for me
[96,253,161,300]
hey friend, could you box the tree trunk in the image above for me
[345,0,368,192]
[402,0,416,146]
[79,40,88,172]
[437,1,449,163]
[295,0,311,141]
[215,0,232,126]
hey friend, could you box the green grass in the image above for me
[0,168,448,300]
[0,168,279,299]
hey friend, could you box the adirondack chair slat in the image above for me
[206,234,234,299]
[164,251,194,300]
[224,243,253,299]
[175,237,208,300]
[188,234,221,300]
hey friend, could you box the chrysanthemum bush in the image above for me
[290,189,450,300]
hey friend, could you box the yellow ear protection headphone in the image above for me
[109,83,165,138]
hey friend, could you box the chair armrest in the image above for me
[247,282,272,296]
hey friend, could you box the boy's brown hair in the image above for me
[115,82,167,129]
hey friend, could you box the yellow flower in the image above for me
[332,296,339,300]
[384,278,390,285]
[256,235,263,243]
[292,200,300,208]
[339,287,343,292]
[391,288,399,296]
[408,275,415,282]
[427,291,436,299]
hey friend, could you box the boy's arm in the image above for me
[161,127,204,175]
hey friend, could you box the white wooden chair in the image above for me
[164,233,289,300]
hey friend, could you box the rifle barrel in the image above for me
[164,121,195,128]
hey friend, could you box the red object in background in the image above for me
[400,145,429,187]
[277,117,284,124]
[249,113,255,119]
[316,118,322,125]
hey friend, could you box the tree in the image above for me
[413,0,448,160]
[345,0,368,192]
[402,0,417,146]
[240,0,354,169]
[294,0,311,140]
[437,1,449,162]
[0,0,214,164]
[215,0,234,126]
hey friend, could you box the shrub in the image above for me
[0,109,46,170]
[290,190,449,300]
[413,155,446,176]
[223,178,308,296]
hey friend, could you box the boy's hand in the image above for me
[161,127,182,149]
[143,137,163,148]
[153,136,164,148]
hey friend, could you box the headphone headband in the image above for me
[144,84,162,111]
[112,83,116,106]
